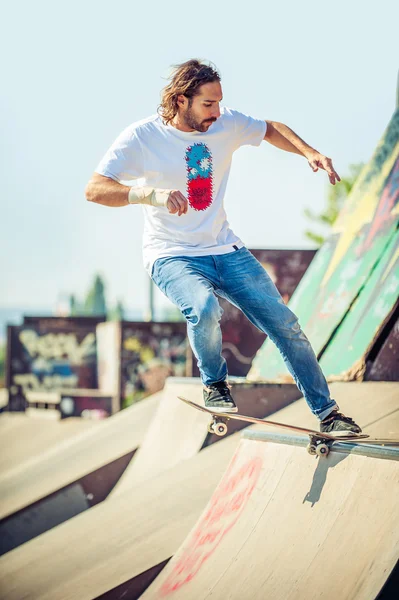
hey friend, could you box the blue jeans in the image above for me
[151,247,338,420]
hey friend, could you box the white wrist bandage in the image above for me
[128,186,170,207]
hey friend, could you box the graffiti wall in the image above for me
[365,309,399,381]
[120,322,188,407]
[6,318,100,411]
[320,222,399,379]
[249,108,399,382]
[191,249,316,378]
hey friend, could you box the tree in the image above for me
[304,163,364,247]
[69,294,79,316]
[108,299,125,321]
[84,274,107,316]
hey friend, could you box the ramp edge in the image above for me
[242,430,399,460]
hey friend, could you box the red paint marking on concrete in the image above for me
[159,454,263,596]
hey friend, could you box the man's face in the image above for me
[178,81,223,132]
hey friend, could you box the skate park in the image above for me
[1,78,398,599]
[2,7,399,598]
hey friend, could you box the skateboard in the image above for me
[178,396,399,457]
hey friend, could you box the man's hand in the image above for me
[306,152,341,185]
[166,190,188,216]
[264,122,341,186]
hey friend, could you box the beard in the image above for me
[184,106,216,132]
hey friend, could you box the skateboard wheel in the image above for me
[307,443,317,455]
[214,422,228,436]
[316,443,329,457]
[207,422,215,434]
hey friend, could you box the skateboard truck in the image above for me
[307,435,331,457]
[207,416,229,436]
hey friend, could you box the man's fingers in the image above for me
[167,197,179,214]
[309,155,341,185]
[172,194,185,216]
[175,191,188,214]
[331,169,341,184]
[168,191,188,216]
[329,170,341,185]
[324,159,341,185]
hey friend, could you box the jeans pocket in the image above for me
[151,257,171,289]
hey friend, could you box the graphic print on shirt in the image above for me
[185,143,213,211]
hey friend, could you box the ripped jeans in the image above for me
[151,247,337,420]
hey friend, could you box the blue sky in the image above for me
[1,0,398,318]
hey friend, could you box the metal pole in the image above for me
[144,275,154,321]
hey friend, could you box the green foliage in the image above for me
[68,276,126,320]
[84,274,107,316]
[303,230,325,246]
[69,294,78,316]
[304,163,364,247]
[107,299,125,321]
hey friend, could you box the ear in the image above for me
[176,94,187,108]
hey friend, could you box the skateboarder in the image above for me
[86,59,361,435]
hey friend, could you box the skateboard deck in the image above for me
[178,396,399,457]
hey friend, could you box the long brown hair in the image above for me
[158,59,221,125]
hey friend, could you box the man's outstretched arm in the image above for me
[264,121,341,185]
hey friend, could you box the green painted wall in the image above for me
[249,110,399,382]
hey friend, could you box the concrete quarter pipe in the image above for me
[141,435,399,600]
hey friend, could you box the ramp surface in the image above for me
[0,383,396,600]
[110,379,205,495]
[0,392,160,520]
[0,413,97,474]
[142,433,399,599]
[0,433,239,600]
[110,377,301,495]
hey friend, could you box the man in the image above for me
[86,59,361,435]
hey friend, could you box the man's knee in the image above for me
[185,291,222,326]
[277,317,308,341]
[270,306,308,341]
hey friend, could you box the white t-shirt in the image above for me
[95,107,267,275]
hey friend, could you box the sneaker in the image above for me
[320,409,362,436]
[203,381,238,413]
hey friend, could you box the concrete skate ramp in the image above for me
[0,382,396,600]
[0,433,239,600]
[0,413,98,474]
[0,392,160,520]
[110,377,301,495]
[249,107,399,382]
[109,378,205,496]
[142,420,399,598]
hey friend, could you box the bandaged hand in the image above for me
[128,186,188,216]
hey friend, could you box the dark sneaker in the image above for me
[320,410,362,436]
[203,381,238,413]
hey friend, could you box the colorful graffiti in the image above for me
[120,322,188,407]
[249,109,399,381]
[7,322,98,409]
[320,230,399,378]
